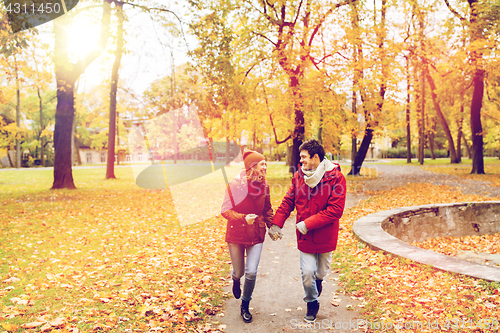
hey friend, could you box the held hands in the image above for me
[268,224,283,241]
[296,221,308,235]
[245,214,258,225]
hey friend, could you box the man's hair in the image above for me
[299,139,325,161]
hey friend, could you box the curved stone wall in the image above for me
[353,201,500,282]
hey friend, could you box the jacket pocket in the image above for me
[312,224,333,244]
[227,220,248,243]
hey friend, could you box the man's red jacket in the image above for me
[272,164,346,253]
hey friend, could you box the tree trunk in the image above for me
[7,150,14,168]
[350,126,373,175]
[351,90,357,167]
[318,105,323,145]
[415,3,425,165]
[75,137,82,165]
[350,0,360,167]
[289,75,304,174]
[470,69,485,174]
[456,100,465,163]
[51,0,111,189]
[106,2,124,179]
[71,114,77,166]
[52,82,77,189]
[468,0,484,174]
[116,112,120,165]
[456,125,462,162]
[15,56,21,169]
[424,67,458,163]
[418,68,425,165]
[414,56,422,164]
[463,135,471,159]
[429,116,436,160]
[37,87,45,167]
[406,56,411,163]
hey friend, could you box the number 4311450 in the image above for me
[5,1,61,14]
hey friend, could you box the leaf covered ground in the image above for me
[412,234,500,266]
[1,168,230,332]
[335,182,500,332]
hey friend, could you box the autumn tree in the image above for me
[348,0,389,175]
[0,13,33,168]
[106,1,124,179]
[51,0,112,189]
[188,4,247,164]
[26,38,54,167]
[104,1,183,176]
[443,0,500,173]
[144,63,206,162]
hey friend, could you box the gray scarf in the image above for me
[302,158,335,188]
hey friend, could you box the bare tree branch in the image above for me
[308,0,356,47]
[263,86,291,144]
[443,0,466,21]
[252,31,277,46]
[121,1,189,52]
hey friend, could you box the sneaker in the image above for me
[304,300,320,322]
[232,278,241,299]
[240,300,253,323]
[316,279,323,297]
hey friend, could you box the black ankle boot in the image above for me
[232,278,241,299]
[240,300,252,323]
[304,300,319,322]
[316,279,323,297]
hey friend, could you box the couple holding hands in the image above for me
[221,139,347,324]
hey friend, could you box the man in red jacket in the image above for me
[268,139,346,323]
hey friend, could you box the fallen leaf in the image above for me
[2,277,20,284]
[21,321,45,329]
[50,317,66,328]
[40,323,52,332]
[1,323,18,332]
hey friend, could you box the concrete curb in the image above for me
[353,202,500,282]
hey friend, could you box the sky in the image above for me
[34,0,194,99]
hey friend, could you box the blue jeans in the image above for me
[227,242,263,302]
[300,251,333,303]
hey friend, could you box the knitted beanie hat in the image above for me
[243,149,265,170]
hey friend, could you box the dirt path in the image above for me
[214,163,500,333]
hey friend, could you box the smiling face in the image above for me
[252,159,267,179]
[300,150,320,171]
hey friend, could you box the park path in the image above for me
[359,163,500,198]
[214,162,500,333]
